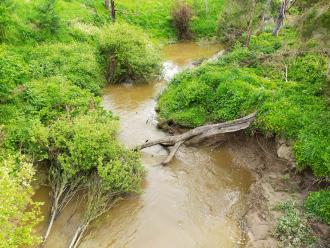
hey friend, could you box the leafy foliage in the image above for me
[22,43,105,94]
[0,46,29,102]
[305,190,330,224]
[99,23,161,83]
[34,0,60,39]
[158,30,330,177]
[0,0,12,42]
[0,155,42,248]
[158,65,273,127]
[22,77,98,124]
[47,111,119,176]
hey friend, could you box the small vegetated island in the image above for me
[0,0,329,248]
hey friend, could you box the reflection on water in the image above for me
[33,42,253,248]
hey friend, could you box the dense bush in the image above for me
[293,110,330,176]
[99,23,161,83]
[34,0,60,39]
[0,46,29,102]
[0,0,12,43]
[21,43,105,94]
[22,77,99,124]
[249,32,282,54]
[0,155,42,247]
[158,31,330,177]
[158,65,274,127]
[305,190,330,225]
[287,53,328,93]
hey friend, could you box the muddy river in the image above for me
[34,42,253,248]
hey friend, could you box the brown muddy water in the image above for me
[33,42,254,248]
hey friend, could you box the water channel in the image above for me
[34,42,253,248]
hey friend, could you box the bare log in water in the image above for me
[138,113,256,165]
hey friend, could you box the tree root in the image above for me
[138,113,256,165]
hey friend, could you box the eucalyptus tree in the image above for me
[218,0,269,47]
[104,0,116,22]
[272,0,293,36]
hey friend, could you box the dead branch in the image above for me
[138,113,256,165]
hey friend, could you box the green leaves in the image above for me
[158,65,272,127]
[0,155,42,248]
[305,190,330,225]
[48,111,119,175]
[99,23,161,83]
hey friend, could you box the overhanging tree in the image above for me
[40,110,120,245]
[67,128,143,248]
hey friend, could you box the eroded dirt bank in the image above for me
[220,132,330,248]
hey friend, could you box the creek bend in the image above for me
[33,42,254,248]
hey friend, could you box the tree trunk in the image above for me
[68,224,89,248]
[272,0,290,36]
[107,57,117,84]
[138,113,256,165]
[110,0,116,22]
[39,182,64,247]
[40,202,57,247]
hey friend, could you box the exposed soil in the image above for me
[223,132,330,248]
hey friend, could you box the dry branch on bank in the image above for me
[138,113,256,165]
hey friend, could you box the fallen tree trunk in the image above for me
[138,113,256,165]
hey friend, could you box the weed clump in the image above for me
[274,201,316,248]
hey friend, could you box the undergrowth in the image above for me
[158,29,330,178]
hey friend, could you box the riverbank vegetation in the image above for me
[158,0,330,238]
[0,0,329,247]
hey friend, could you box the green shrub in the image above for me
[0,155,42,247]
[98,23,161,83]
[294,110,330,177]
[158,66,273,127]
[3,118,49,161]
[0,46,29,102]
[0,0,12,43]
[305,190,330,225]
[34,0,60,38]
[250,32,282,54]
[22,77,99,123]
[21,43,105,94]
[287,53,327,94]
[47,110,120,175]
[274,201,316,248]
